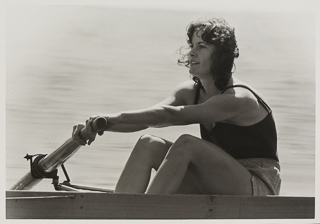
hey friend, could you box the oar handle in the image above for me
[78,117,107,141]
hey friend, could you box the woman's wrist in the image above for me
[103,113,120,131]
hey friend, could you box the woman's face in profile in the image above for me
[188,32,216,79]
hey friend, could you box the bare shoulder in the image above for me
[222,84,263,110]
[172,80,198,105]
[221,83,269,125]
[155,80,197,106]
[174,79,196,91]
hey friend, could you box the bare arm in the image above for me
[106,93,255,128]
[73,81,196,144]
[100,80,195,132]
[101,117,148,133]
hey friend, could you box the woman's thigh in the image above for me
[175,171,202,194]
[139,135,201,193]
[172,134,253,195]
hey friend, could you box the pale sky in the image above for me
[2,0,317,13]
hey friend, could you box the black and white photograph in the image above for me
[2,0,319,222]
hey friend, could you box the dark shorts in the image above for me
[237,158,281,196]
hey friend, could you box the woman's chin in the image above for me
[189,69,197,76]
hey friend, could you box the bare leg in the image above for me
[146,134,253,195]
[114,134,172,193]
[175,170,202,194]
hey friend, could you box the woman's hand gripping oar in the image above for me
[72,116,105,146]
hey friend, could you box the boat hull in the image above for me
[6,190,315,219]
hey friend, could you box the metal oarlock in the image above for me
[25,154,52,178]
[23,153,74,191]
[24,153,60,190]
[22,153,113,192]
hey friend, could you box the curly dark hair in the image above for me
[178,18,239,90]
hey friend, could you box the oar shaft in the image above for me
[39,117,106,172]
[10,172,42,190]
[10,117,107,190]
[39,138,81,173]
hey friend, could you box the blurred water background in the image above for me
[6,5,315,196]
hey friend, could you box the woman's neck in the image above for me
[200,77,234,97]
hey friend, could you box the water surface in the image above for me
[6,6,315,196]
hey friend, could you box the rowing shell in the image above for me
[6,190,315,219]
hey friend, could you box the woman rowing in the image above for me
[73,17,281,195]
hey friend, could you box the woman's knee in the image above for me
[176,134,197,145]
[175,134,199,150]
[136,134,155,147]
[166,134,197,160]
[131,134,171,168]
[136,134,169,149]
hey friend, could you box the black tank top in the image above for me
[194,84,279,162]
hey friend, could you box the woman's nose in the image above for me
[189,48,197,57]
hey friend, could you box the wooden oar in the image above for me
[10,117,107,190]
